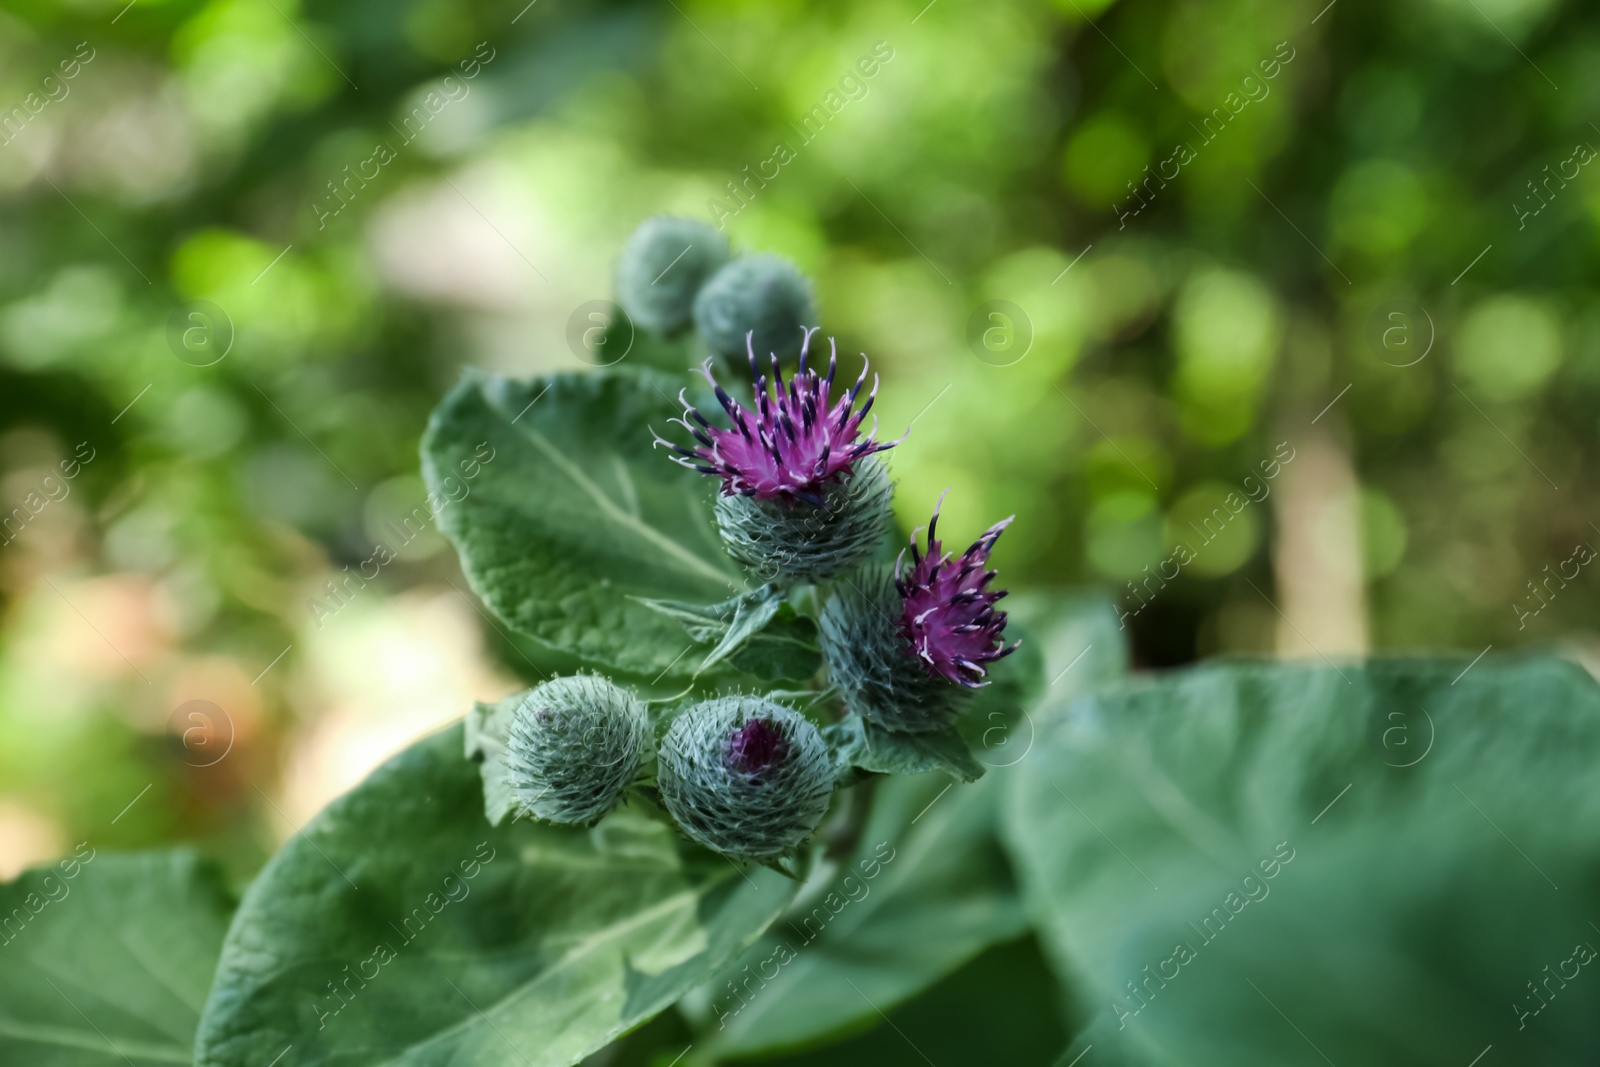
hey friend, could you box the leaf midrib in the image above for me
[0,1018,191,1063]
[508,419,733,591]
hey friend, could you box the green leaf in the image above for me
[195,723,798,1067]
[680,593,1125,1059]
[986,588,1131,725]
[631,593,757,645]
[0,848,235,1066]
[680,771,1019,1057]
[694,587,778,674]
[464,695,520,825]
[712,937,1072,1067]
[823,715,985,783]
[1006,657,1600,1066]
[422,370,748,681]
[634,584,821,682]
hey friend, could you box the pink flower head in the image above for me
[723,717,789,778]
[895,494,1018,687]
[654,328,901,507]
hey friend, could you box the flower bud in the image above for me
[819,568,966,733]
[505,675,650,825]
[715,455,891,583]
[693,254,816,360]
[657,696,834,858]
[616,216,730,336]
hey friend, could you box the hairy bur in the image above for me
[657,696,834,859]
[505,675,650,825]
[715,456,892,583]
[693,254,816,361]
[616,216,730,335]
[821,500,1017,732]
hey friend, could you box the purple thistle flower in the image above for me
[723,716,790,778]
[653,328,901,507]
[895,494,1019,688]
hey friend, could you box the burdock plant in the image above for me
[504,674,650,825]
[182,211,1594,1067]
[655,327,901,583]
[693,253,816,361]
[657,696,834,859]
[615,216,730,335]
[894,496,1018,688]
[820,497,1018,732]
[449,218,1018,866]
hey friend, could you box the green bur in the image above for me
[505,674,650,825]
[616,216,730,335]
[658,695,834,859]
[694,254,817,360]
[714,456,892,583]
[819,567,968,733]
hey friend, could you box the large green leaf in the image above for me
[681,593,1127,1059]
[681,770,1023,1059]
[422,370,752,680]
[822,715,986,783]
[0,849,235,1065]
[1007,657,1600,1066]
[590,937,1072,1067]
[195,723,798,1067]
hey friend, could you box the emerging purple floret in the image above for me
[895,495,1019,687]
[653,328,901,507]
[724,717,790,777]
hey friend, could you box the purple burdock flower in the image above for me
[723,716,790,778]
[895,495,1019,687]
[653,329,900,508]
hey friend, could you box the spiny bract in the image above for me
[819,567,968,733]
[714,454,892,583]
[505,674,650,825]
[657,695,834,859]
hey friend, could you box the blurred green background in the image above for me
[0,0,1594,962]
